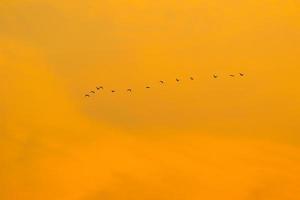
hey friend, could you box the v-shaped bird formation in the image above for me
[84,73,245,97]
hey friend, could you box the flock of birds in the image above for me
[84,73,245,97]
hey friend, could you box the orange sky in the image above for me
[1,0,300,199]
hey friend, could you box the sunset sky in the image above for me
[1,0,300,199]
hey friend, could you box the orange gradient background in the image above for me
[1,0,300,199]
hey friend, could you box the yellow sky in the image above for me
[1,0,300,199]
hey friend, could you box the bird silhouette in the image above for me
[229,74,235,77]
[90,91,95,94]
[96,86,103,90]
[85,94,90,97]
[213,75,218,78]
[160,80,165,84]
[146,86,150,89]
[111,90,116,93]
[176,78,180,82]
[127,89,132,92]
[239,73,244,76]
[190,77,194,80]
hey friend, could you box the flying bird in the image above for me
[213,75,218,78]
[146,86,150,89]
[90,91,95,94]
[190,77,194,80]
[176,78,180,82]
[229,74,235,77]
[239,73,244,76]
[111,90,116,93]
[127,89,132,92]
[96,86,103,90]
[85,94,90,97]
[160,80,165,84]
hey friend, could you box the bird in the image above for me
[239,73,244,76]
[96,86,103,90]
[176,78,180,82]
[127,89,132,92]
[213,75,218,78]
[85,94,90,97]
[229,74,235,77]
[190,77,194,80]
[111,90,116,93]
[160,80,165,84]
[146,86,150,89]
[90,91,95,94]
